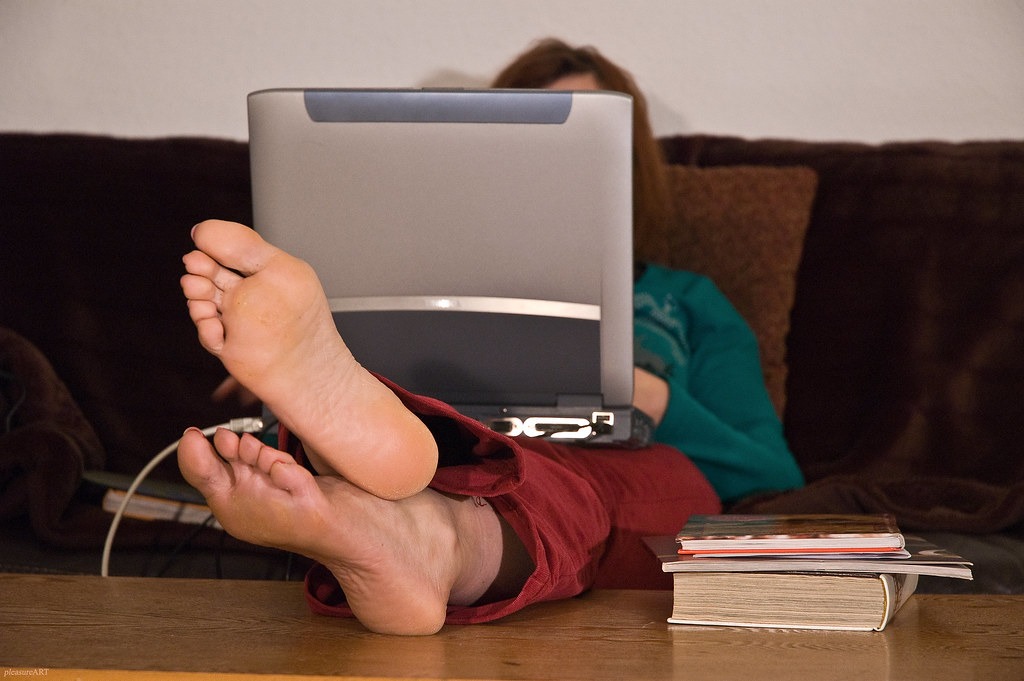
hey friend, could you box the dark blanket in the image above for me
[0,326,243,550]
[663,136,1024,533]
[0,327,103,543]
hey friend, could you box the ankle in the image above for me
[447,496,531,606]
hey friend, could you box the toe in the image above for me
[252,438,296,475]
[211,427,243,461]
[266,452,313,493]
[180,273,221,304]
[235,431,264,466]
[183,249,244,293]
[195,317,226,354]
[182,249,218,277]
[186,299,219,324]
[192,220,280,277]
[178,428,234,494]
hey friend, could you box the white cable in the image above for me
[100,417,265,577]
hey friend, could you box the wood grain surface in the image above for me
[1,574,1022,680]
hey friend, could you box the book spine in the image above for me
[875,573,919,630]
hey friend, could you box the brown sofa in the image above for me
[1,132,1022,591]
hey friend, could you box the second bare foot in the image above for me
[177,427,502,634]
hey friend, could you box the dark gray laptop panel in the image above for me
[248,88,637,443]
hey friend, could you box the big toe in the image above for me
[178,427,233,496]
[191,220,280,277]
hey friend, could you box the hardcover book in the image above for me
[644,514,972,630]
[667,571,918,631]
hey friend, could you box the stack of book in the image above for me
[646,513,973,631]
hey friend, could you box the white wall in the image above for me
[2,0,1022,143]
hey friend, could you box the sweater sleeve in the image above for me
[634,264,804,502]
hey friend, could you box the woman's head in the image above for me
[492,38,637,96]
[492,39,671,236]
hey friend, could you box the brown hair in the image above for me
[492,38,672,239]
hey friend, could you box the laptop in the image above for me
[248,88,647,445]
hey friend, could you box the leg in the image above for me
[179,220,437,500]
[181,370,718,631]
[176,218,718,631]
[177,427,513,635]
[306,379,722,624]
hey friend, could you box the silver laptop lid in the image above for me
[248,88,633,413]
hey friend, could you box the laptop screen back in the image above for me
[248,88,633,410]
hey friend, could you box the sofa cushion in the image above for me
[634,165,818,416]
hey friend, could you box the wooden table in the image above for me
[1,574,1022,680]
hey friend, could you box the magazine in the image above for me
[646,534,973,580]
[675,513,906,555]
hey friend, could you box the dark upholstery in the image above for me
[1,132,1022,590]
[0,135,262,560]
[660,136,1024,532]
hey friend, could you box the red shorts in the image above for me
[300,378,720,625]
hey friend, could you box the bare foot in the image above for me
[180,220,437,500]
[177,427,502,635]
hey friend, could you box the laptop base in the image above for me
[457,405,653,448]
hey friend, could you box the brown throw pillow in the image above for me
[635,165,818,416]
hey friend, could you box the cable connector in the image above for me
[229,416,265,434]
[101,415,267,577]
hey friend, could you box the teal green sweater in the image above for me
[633,264,804,502]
